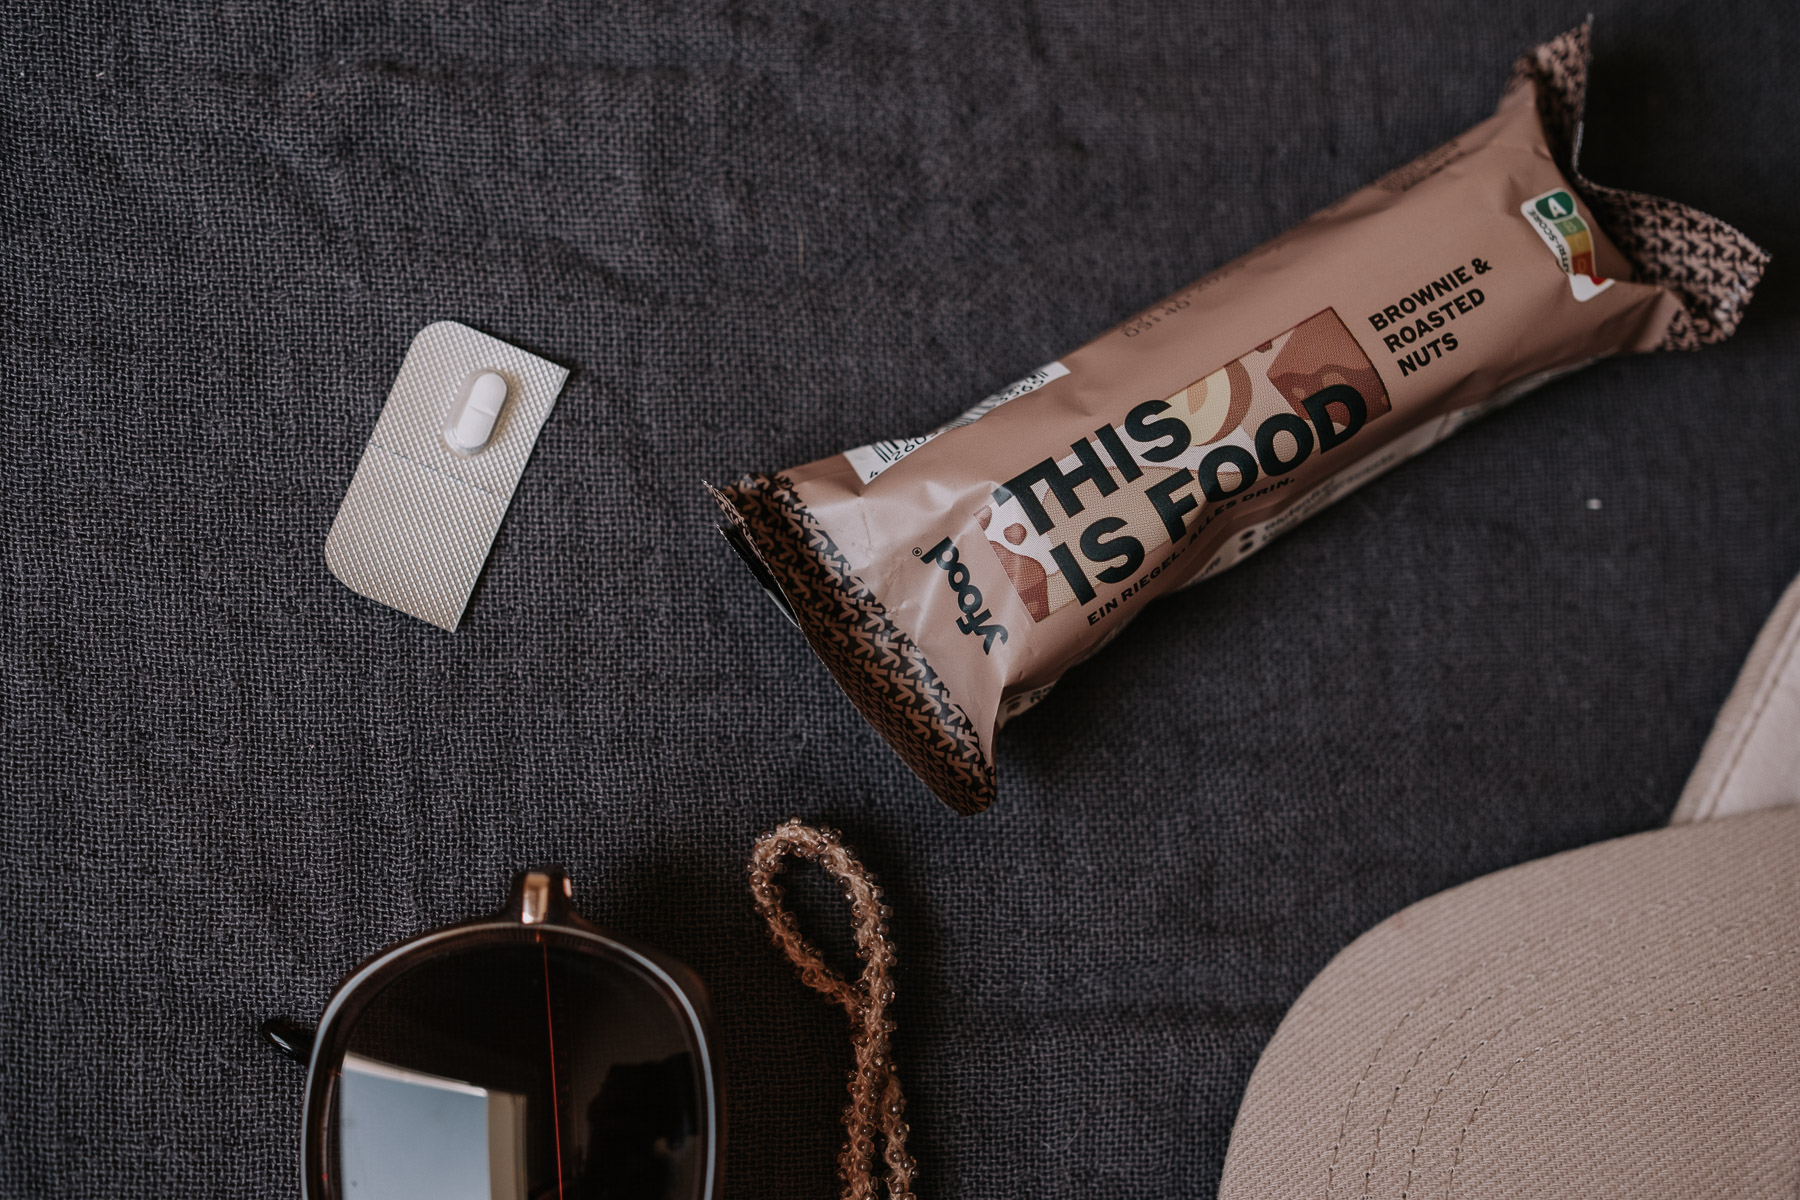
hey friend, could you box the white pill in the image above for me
[448,371,508,453]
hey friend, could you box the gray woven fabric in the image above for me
[3,2,1796,1197]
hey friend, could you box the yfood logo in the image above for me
[919,538,1009,654]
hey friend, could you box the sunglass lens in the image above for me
[327,940,707,1200]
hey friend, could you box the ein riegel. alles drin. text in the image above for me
[1369,257,1492,377]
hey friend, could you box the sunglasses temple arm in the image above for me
[259,1017,316,1065]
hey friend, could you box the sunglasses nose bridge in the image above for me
[506,866,576,925]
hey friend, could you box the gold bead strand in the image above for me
[747,820,917,1200]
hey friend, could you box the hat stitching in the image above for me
[1364,948,1796,1196]
[1444,976,1795,1198]
[1367,951,1624,1199]
[1406,948,1796,1198]
[1322,892,1775,1198]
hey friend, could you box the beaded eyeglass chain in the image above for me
[748,820,917,1200]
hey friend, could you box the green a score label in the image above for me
[1522,188,1614,302]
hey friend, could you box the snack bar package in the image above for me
[712,24,1767,815]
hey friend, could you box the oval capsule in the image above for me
[447,370,508,454]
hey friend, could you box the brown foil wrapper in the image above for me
[712,24,1768,814]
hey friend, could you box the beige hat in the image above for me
[1217,807,1800,1199]
[1220,571,1800,1198]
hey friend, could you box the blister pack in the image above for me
[326,321,568,630]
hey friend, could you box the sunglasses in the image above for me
[261,867,722,1200]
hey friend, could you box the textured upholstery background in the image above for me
[4,1,1796,1196]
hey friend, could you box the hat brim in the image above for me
[1219,805,1800,1199]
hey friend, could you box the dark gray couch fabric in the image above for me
[4,1,1796,1196]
